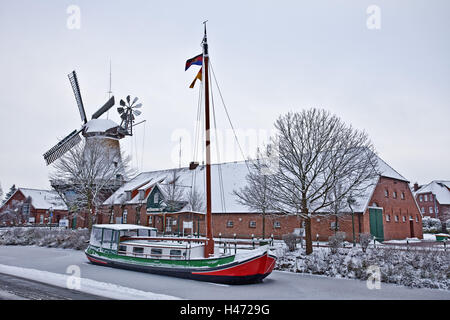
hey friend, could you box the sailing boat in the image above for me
[85,24,277,285]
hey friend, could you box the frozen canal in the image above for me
[0,246,448,300]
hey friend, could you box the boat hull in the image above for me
[85,249,276,285]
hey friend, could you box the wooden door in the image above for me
[369,208,384,242]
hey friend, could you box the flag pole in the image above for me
[202,21,214,258]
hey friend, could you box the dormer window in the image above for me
[125,191,132,201]
[154,192,159,204]
[139,190,145,200]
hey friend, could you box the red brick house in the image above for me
[413,180,450,226]
[100,155,422,242]
[0,188,68,226]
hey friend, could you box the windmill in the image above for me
[43,70,143,166]
[117,95,142,136]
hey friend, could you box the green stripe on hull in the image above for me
[86,246,235,268]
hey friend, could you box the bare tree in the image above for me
[0,196,31,225]
[187,187,205,213]
[251,108,379,254]
[160,170,187,212]
[49,138,135,230]
[233,156,274,239]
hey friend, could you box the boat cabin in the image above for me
[89,224,158,252]
[89,224,206,260]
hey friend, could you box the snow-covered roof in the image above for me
[84,119,118,133]
[414,180,450,205]
[103,154,409,214]
[17,188,67,211]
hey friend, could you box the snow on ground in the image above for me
[423,233,438,241]
[0,263,180,300]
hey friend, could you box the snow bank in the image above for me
[0,264,180,300]
[275,246,450,290]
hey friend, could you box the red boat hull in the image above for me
[86,250,276,285]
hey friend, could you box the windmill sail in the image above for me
[43,129,82,165]
[91,96,115,119]
[68,71,87,124]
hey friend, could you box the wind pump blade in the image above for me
[91,96,115,119]
[43,129,82,165]
[68,71,87,124]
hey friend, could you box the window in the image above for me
[393,191,397,199]
[401,192,405,200]
[139,190,145,200]
[125,191,132,201]
[429,207,433,214]
[384,189,389,198]
[102,229,113,247]
[402,216,406,222]
[386,215,390,222]
[419,195,423,202]
[154,192,159,204]
[394,215,399,222]
[424,195,428,201]
[22,204,30,215]
[330,222,339,230]
[170,249,182,258]
[119,245,127,252]
[122,210,128,224]
[226,220,233,228]
[415,216,419,222]
[436,206,439,213]
[249,221,256,228]
[40,215,44,224]
[429,194,433,201]
[109,213,114,224]
[148,216,153,224]
[133,247,144,256]
[421,207,425,214]
[151,248,162,256]
[273,221,281,228]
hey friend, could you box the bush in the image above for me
[282,233,297,252]
[359,233,373,252]
[328,231,346,254]
[422,216,442,233]
[0,227,89,250]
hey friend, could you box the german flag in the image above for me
[185,54,202,71]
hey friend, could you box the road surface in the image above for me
[0,245,448,300]
[0,272,108,300]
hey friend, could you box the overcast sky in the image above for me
[0,0,449,195]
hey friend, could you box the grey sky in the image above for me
[0,0,449,195]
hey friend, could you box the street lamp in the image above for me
[347,195,356,247]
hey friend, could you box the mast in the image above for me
[202,21,215,257]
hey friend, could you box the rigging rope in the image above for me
[209,61,251,174]
[210,78,227,213]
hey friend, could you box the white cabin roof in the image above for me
[92,224,157,231]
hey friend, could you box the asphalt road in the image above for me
[0,272,109,300]
[0,245,448,300]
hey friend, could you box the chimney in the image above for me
[413,182,419,191]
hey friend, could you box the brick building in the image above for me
[100,155,422,242]
[0,188,68,226]
[413,180,450,226]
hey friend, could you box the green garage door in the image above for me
[369,208,384,242]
